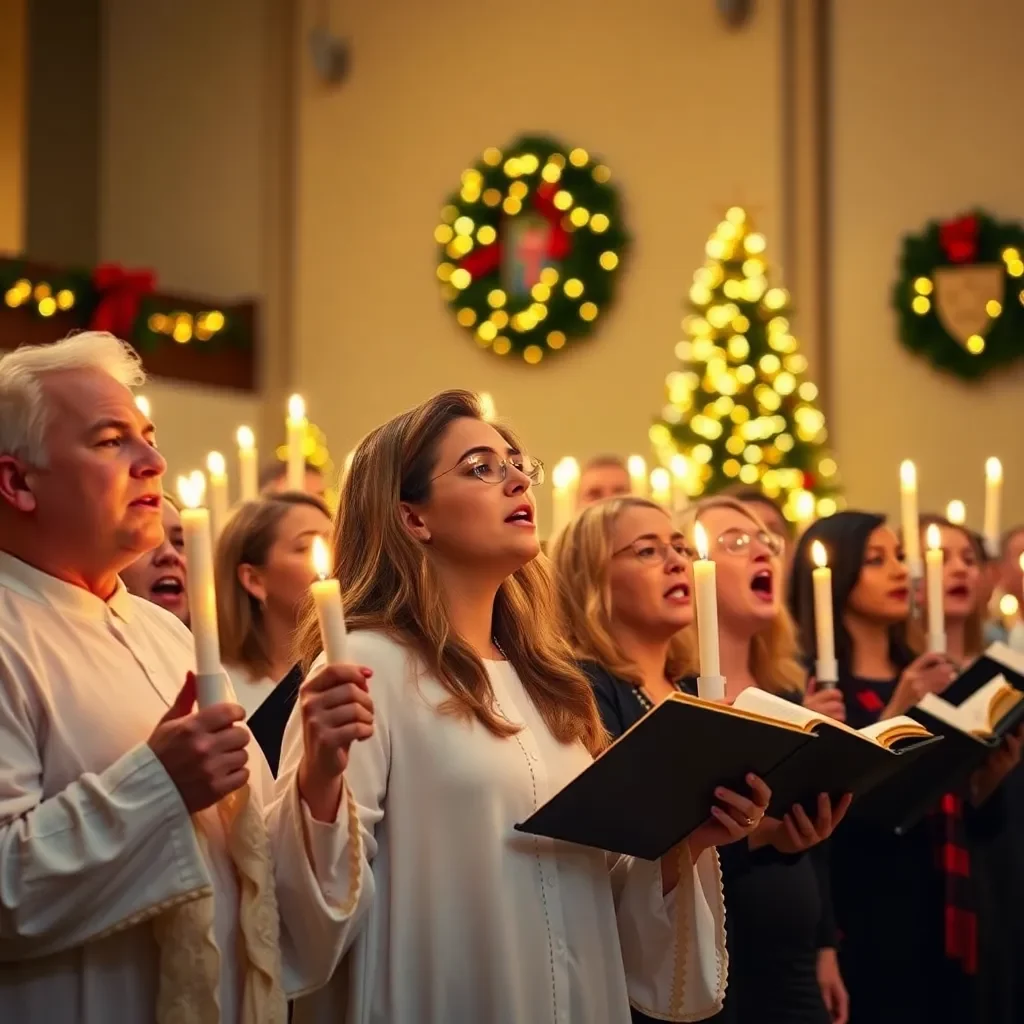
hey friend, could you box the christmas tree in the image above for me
[650,208,842,522]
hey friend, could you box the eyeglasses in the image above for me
[715,528,783,557]
[613,537,696,566]
[433,451,545,487]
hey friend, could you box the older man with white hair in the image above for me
[0,333,373,1023]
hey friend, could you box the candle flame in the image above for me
[811,540,828,568]
[899,459,917,489]
[794,489,816,522]
[552,457,580,490]
[986,456,1003,483]
[694,521,709,560]
[669,453,690,480]
[1000,593,1019,618]
[650,467,671,494]
[627,454,647,480]
[478,391,497,422]
[311,535,332,580]
[236,425,255,450]
[288,393,306,423]
[926,523,941,551]
[945,499,966,525]
[206,451,226,478]
[177,471,207,510]
[134,395,151,419]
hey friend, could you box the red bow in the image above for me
[89,263,156,338]
[939,215,978,264]
[458,182,572,279]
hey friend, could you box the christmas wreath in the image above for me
[893,210,1024,381]
[435,134,629,364]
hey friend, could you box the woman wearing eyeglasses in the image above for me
[277,391,763,1024]
[551,495,846,1024]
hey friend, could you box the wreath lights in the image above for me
[893,210,1024,381]
[435,135,629,364]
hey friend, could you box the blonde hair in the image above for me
[679,495,806,694]
[0,332,145,466]
[294,388,607,755]
[217,493,330,679]
[549,496,694,685]
[907,515,985,659]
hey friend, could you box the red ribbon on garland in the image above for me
[89,263,156,338]
[939,215,979,264]
[458,182,573,279]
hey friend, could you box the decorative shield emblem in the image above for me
[933,264,1004,345]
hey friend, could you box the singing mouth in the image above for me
[505,504,534,525]
[151,576,184,597]
[888,588,909,600]
[750,569,774,600]
[130,494,162,509]
[664,583,691,603]
[946,584,970,599]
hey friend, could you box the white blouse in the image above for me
[280,630,727,1024]
[225,663,279,718]
[0,552,355,1024]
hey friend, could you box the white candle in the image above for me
[900,460,922,578]
[311,536,347,663]
[692,522,723,700]
[134,395,151,419]
[650,467,672,508]
[237,426,258,502]
[206,451,229,539]
[983,457,1002,557]
[627,455,647,497]
[550,457,580,536]
[479,391,497,423]
[945,499,966,526]
[669,453,691,512]
[925,523,945,653]
[287,394,307,492]
[176,473,224,706]
[810,541,838,685]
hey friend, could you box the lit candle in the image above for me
[550,457,580,536]
[287,394,307,491]
[134,394,151,419]
[692,522,723,701]
[925,523,945,653]
[206,451,229,539]
[650,467,672,508]
[311,536,347,663]
[945,499,966,526]
[900,460,922,578]
[479,392,497,423]
[627,455,647,497]
[176,473,224,707]
[237,426,258,502]
[794,489,816,532]
[810,541,837,686]
[669,453,691,512]
[983,457,1002,557]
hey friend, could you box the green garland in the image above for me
[893,210,1024,381]
[435,134,629,364]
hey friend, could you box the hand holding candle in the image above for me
[900,460,922,578]
[810,541,838,686]
[925,524,945,653]
[692,522,724,701]
[176,473,224,707]
[237,426,258,502]
[311,536,348,663]
[287,394,307,492]
[984,457,1002,557]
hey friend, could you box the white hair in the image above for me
[0,332,146,467]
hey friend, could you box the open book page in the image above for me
[667,690,809,734]
[917,677,1022,738]
[986,641,1024,676]
[858,715,932,748]
[730,687,823,731]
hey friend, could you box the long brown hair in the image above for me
[216,492,330,679]
[679,496,806,694]
[295,389,606,754]
[550,496,694,685]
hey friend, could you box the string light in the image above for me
[145,309,228,344]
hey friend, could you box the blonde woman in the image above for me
[552,495,850,1024]
[276,390,770,1024]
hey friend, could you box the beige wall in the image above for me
[292,0,784,527]
[0,0,26,253]
[99,0,273,484]
[832,0,1024,526]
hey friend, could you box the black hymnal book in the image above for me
[515,691,815,860]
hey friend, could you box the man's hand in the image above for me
[296,662,375,822]
[148,672,250,813]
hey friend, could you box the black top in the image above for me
[246,664,302,777]
[584,662,832,1024]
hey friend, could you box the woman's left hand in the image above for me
[688,773,772,857]
[970,725,1024,806]
[753,792,853,854]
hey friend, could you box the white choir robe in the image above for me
[280,631,728,1024]
[0,552,361,1023]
